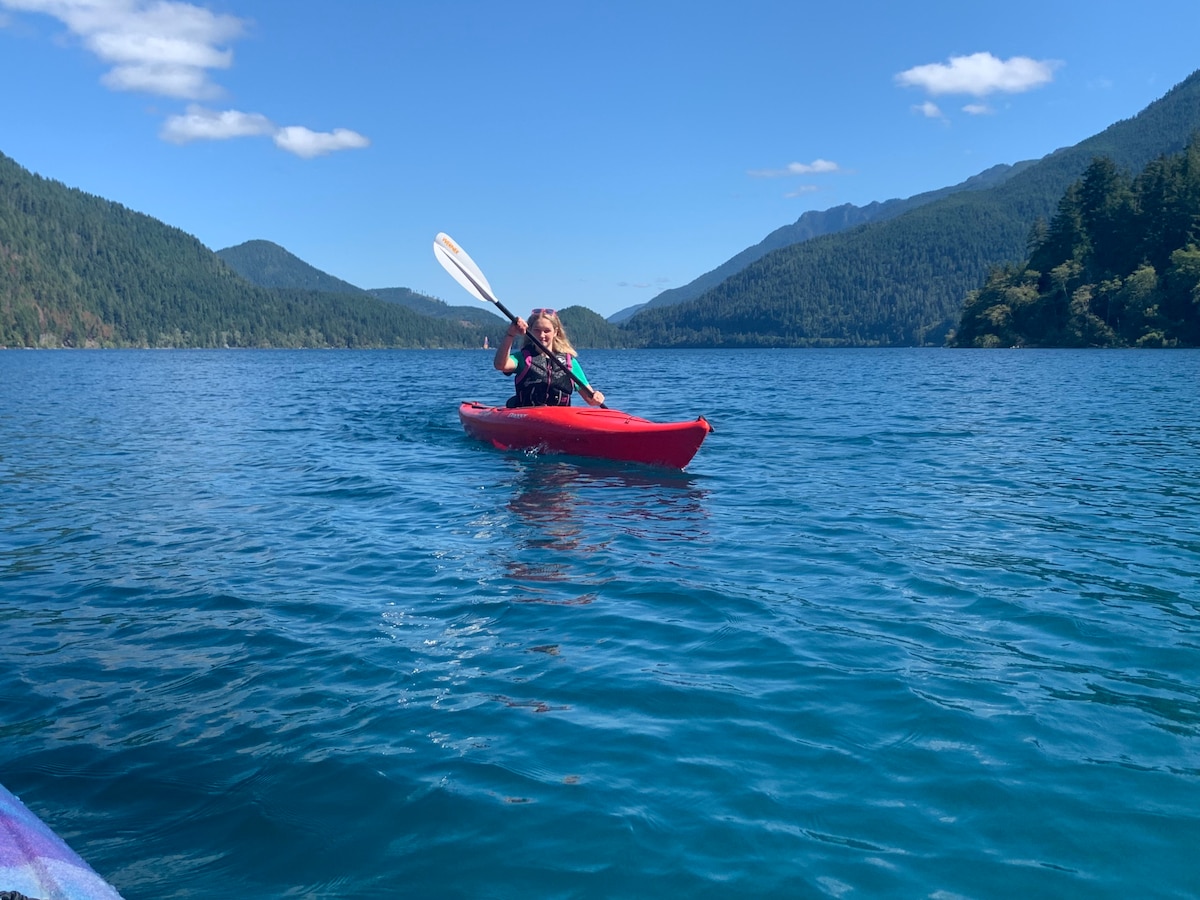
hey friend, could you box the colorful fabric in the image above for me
[506,350,590,407]
[508,350,590,387]
[0,783,124,900]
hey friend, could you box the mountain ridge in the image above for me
[0,153,500,348]
[608,161,1034,323]
[6,69,1200,349]
[214,240,506,329]
[625,68,1200,347]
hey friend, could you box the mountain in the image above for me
[367,287,506,329]
[627,69,1200,347]
[607,162,1032,323]
[217,239,365,294]
[952,138,1200,348]
[557,306,638,349]
[8,68,1200,351]
[0,151,496,349]
[215,239,505,329]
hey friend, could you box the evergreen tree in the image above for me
[952,134,1200,348]
[0,151,495,349]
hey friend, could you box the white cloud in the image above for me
[161,106,370,159]
[104,61,218,99]
[273,126,370,159]
[914,100,944,119]
[895,52,1061,97]
[160,105,274,143]
[1,0,370,156]
[2,0,244,100]
[784,185,820,198]
[962,103,994,115]
[787,158,840,174]
[749,158,842,178]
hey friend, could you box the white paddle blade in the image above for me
[433,233,497,305]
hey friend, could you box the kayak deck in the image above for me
[1,782,125,900]
[458,402,712,469]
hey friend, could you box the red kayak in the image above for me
[459,402,713,469]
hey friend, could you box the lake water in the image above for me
[2,348,1198,899]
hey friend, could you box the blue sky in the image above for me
[2,1,1198,319]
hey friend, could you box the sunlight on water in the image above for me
[2,348,1199,899]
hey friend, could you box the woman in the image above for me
[493,308,605,408]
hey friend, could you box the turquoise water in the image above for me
[2,348,1199,899]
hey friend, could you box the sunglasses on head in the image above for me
[530,308,557,317]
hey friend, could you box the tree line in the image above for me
[0,152,496,349]
[952,134,1200,347]
[5,67,1200,351]
[620,69,1200,348]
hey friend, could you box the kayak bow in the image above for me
[0,782,125,900]
[459,402,712,469]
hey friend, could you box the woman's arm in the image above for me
[493,318,526,373]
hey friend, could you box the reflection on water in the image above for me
[502,456,710,546]
[491,456,712,600]
[503,460,588,551]
[5,351,1200,898]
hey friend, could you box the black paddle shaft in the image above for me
[434,233,606,409]
[493,297,607,409]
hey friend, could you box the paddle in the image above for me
[433,232,607,408]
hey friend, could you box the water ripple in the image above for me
[2,349,1199,898]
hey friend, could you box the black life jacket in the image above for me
[507,350,575,407]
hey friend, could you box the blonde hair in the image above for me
[522,309,578,356]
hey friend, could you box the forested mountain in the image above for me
[558,306,639,349]
[0,152,495,348]
[952,136,1200,347]
[216,238,505,330]
[608,162,1032,323]
[626,69,1200,347]
[216,239,365,294]
[366,288,506,329]
[6,69,1200,351]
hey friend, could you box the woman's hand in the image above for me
[494,318,526,372]
[585,389,605,407]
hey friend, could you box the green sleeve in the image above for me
[570,357,590,387]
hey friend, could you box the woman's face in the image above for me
[529,316,557,349]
